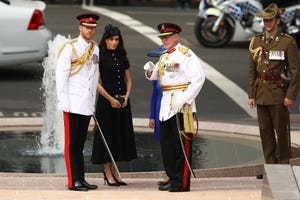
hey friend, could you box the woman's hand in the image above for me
[110,98,121,109]
[149,119,155,129]
[121,95,128,108]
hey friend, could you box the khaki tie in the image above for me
[266,36,273,44]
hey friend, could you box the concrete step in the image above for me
[262,164,300,200]
[293,166,300,193]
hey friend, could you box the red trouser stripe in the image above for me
[63,112,72,189]
[183,136,190,189]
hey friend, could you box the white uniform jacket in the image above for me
[56,35,99,116]
[146,43,205,121]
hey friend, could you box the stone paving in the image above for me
[1,118,296,199]
[0,173,262,200]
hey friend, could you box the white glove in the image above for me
[173,96,186,113]
[143,61,155,71]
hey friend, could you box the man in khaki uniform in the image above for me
[248,3,300,176]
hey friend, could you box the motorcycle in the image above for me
[194,0,300,47]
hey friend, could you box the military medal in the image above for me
[269,50,285,60]
[173,63,180,71]
[92,54,99,64]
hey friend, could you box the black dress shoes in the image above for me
[168,185,189,192]
[157,181,168,186]
[81,180,98,190]
[70,181,88,191]
[158,183,172,191]
[256,174,263,179]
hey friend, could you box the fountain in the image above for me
[40,35,70,154]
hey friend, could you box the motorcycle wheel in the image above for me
[194,15,234,48]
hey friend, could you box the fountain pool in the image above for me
[0,130,263,173]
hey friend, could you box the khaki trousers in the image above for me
[257,104,290,164]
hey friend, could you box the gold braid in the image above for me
[57,38,77,58]
[157,50,167,80]
[58,38,95,76]
[249,37,262,66]
[183,104,195,134]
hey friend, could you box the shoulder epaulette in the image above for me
[57,38,78,58]
[280,33,293,39]
[90,39,98,46]
[63,38,78,46]
[178,45,189,54]
[253,33,263,39]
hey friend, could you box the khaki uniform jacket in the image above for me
[248,32,300,105]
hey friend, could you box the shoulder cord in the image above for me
[58,38,95,76]
[249,38,263,67]
[157,52,167,80]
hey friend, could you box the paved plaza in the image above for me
[2,118,300,199]
[0,173,262,200]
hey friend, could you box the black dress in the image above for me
[91,49,137,164]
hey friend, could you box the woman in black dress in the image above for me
[91,24,137,186]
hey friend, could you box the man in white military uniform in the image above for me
[145,23,205,192]
[56,13,100,191]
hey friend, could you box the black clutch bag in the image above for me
[114,95,125,104]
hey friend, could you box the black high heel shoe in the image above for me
[103,171,120,186]
[112,173,127,186]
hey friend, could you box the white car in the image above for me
[0,0,52,66]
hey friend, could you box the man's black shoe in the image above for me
[168,185,190,192]
[158,183,172,191]
[256,174,263,179]
[70,181,88,191]
[157,181,168,186]
[81,180,97,190]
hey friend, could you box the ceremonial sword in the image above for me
[175,114,196,178]
[92,114,121,179]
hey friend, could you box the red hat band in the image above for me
[161,27,178,33]
[80,17,97,23]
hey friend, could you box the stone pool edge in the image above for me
[1,117,300,178]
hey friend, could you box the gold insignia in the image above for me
[58,38,78,58]
[282,33,293,39]
[178,45,189,54]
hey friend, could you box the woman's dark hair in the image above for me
[99,24,128,59]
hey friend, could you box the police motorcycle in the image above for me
[194,0,300,47]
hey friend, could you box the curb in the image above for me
[1,117,300,178]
